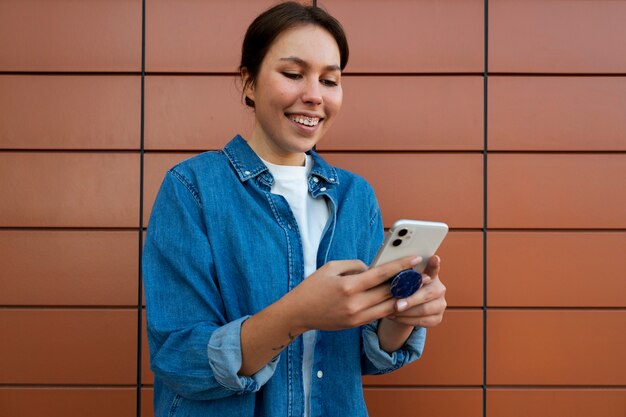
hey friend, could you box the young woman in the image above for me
[143,2,447,416]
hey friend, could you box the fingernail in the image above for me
[410,256,422,266]
[397,299,409,312]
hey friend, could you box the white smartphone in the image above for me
[370,219,449,273]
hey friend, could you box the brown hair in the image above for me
[239,1,349,108]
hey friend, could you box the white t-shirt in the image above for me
[261,155,329,417]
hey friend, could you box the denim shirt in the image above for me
[143,135,426,417]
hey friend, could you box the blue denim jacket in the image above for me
[143,135,426,417]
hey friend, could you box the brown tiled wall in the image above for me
[1,1,624,416]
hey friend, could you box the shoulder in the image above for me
[167,150,230,186]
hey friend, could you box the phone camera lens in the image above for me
[392,239,402,247]
[398,229,408,237]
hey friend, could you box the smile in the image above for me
[287,114,321,127]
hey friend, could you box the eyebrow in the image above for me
[279,56,341,72]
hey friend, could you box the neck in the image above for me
[246,131,306,166]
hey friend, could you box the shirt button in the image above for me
[317,370,323,379]
[287,223,292,229]
[329,178,335,182]
[244,170,251,175]
[320,187,327,192]
[312,177,319,183]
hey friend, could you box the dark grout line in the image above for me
[483,1,489,416]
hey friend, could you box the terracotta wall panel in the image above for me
[0,76,141,150]
[142,310,153,385]
[0,388,136,417]
[0,153,140,227]
[319,76,483,151]
[144,76,253,151]
[436,231,483,307]
[146,0,278,72]
[323,153,483,229]
[0,310,137,384]
[488,232,626,307]
[487,310,626,385]
[487,389,626,417]
[0,230,138,306]
[488,154,626,229]
[141,388,154,417]
[363,310,482,386]
[365,389,482,417]
[0,0,141,72]
[489,76,626,151]
[489,0,626,73]
[323,0,483,73]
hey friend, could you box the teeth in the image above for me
[289,115,320,127]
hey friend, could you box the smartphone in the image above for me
[370,219,449,273]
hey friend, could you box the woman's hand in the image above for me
[388,255,447,328]
[285,255,423,334]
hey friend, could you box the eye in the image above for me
[282,72,302,80]
[321,79,339,87]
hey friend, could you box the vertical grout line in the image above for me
[137,0,146,415]
[483,1,489,417]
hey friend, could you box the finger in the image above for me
[388,313,444,328]
[393,296,447,318]
[423,255,441,278]
[395,278,446,312]
[354,298,397,327]
[357,256,422,291]
[327,259,369,276]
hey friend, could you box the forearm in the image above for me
[239,293,307,376]
[376,318,414,353]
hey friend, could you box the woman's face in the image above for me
[244,24,343,165]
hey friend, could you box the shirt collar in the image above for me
[223,135,339,186]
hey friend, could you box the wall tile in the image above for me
[487,389,626,417]
[146,0,278,72]
[0,152,140,227]
[0,0,141,71]
[323,0,483,73]
[144,76,252,151]
[489,0,626,73]
[323,153,483,229]
[0,388,136,417]
[437,231,483,307]
[365,388,482,417]
[0,230,138,306]
[0,309,137,384]
[363,310,483,385]
[487,310,626,385]
[0,76,140,150]
[319,76,483,151]
[488,154,626,229]
[489,76,626,151]
[488,232,626,307]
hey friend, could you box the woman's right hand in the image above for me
[285,255,422,333]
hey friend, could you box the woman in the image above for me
[143,2,447,416]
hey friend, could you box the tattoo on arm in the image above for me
[272,331,297,351]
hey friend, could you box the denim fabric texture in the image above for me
[143,135,426,417]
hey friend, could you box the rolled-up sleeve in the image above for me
[360,320,426,375]
[144,169,278,400]
[208,316,279,392]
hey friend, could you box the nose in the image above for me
[301,79,322,106]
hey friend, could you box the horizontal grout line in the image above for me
[0,384,138,389]
[3,384,624,390]
[2,227,625,233]
[2,149,625,155]
[0,227,140,232]
[1,306,623,311]
[486,385,626,390]
[0,306,141,310]
[2,71,625,77]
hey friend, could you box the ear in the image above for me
[240,67,255,102]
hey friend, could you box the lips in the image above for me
[285,113,324,127]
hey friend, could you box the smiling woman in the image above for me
[142,2,447,417]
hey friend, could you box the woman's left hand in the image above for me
[388,255,447,328]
